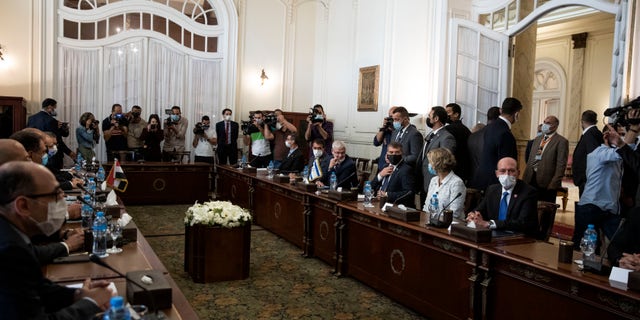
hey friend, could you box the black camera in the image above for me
[193,122,210,135]
[605,96,640,127]
[150,124,158,130]
[90,120,99,129]
[383,117,394,131]
[241,115,261,136]
[308,108,324,124]
[113,113,128,126]
[264,113,278,127]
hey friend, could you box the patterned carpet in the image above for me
[127,205,426,320]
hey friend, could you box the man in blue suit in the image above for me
[470,97,522,190]
[27,98,75,168]
[370,142,415,207]
[319,140,358,189]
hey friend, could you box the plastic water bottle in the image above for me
[96,165,106,184]
[302,166,309,183]
[428,193,439,216]
[87,177,97,199]
[75,153,84,172]
[241,154,247,168]
[267,160,275,178]
[81,194,93,229]
[104,296,130,320]
[580,224,598,261]
[92,211,108,258]
[363,181,373,207]
[330,172,337,190]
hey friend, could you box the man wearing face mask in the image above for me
[102,103,129,159]
[27,98,76,169]
[470,97,522,191]
[522,116,568,203]
[466,157,538,236]
[243,110,274,168]
[42,131,84,191]
[444,103,472,183]
[318,141,358,189]
[278,133,305,174]
[271,109,298,169]
[373,106,397,171]
[126,105,147,159]
[370,142,415,207]
[305,104,334,155]
[390,106,423,168]
[216,108,240,165]
[0,161,113,319]
[163,105,188,162]
[192,115,217,164]
[309,139,327,182]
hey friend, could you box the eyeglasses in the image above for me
[24,186,64,202]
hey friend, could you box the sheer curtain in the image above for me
[148,40,185,117]
[189,58,221,124]
[104,39,145,114]
[59,46,101,160]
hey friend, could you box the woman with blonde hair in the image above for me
[424,148,466,219]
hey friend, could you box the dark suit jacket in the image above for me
[523,133,569,190]
[472,118,517,190]
[320,155,358,189]
[475,180,538,236]
[608,207,640,266]
[27,111,72,168]
[0,216,101,319]
[370,162,415,207]
[278,148,305,173]
[572,126,603,188]
[445,121,471,182]
[216,120,239,147]
[417,128,456,192]
[390,124,423,167]
[467,127,485,185]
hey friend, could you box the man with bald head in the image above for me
[0,161,112,319]
[466,157,538,236]
[0,139,29,163]
[523,115,569,203]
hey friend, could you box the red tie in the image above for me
[225,122,230,144]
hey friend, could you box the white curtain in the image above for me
[189,58,221,123]
[104,39,145,113]
[59,46,101,160]
[148,40,185,117]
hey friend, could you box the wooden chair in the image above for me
[556,187,568,212]
[537,201,560,241]
[464,188,482,213]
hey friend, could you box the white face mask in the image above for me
[36,200,67,236]
[313,149,323,158]
[285,141,292,148]
[48,145,58,157]
[498,174,517,190]
[224,115,232,121]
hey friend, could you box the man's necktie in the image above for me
[396,130,404,142]
[498,191,509,221]
[225,122,230,144]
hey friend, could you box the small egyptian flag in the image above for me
[309,158,323,181]
[107,159,128,192]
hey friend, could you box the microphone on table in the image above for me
[439,192,463,213]
[336,171,357,189]
[89,254,162,319]
[583,218,626,275]
[392,190,414,207]
[76,195,100,212]
[76,184,107,203]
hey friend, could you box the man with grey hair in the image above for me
[318,140,359,189]
[0,161,113,318]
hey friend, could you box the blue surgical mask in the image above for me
[541,123,552,135]
[171,114,180,121]
[48,145,58,157]
[41,153,49,166]
[393,121,402,131]
[428,163,436,175]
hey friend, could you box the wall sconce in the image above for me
[0,44,5,61]
[260,68,269,86]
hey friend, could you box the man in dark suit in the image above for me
[27,98,75,168]
[278,133,305,174]
[370,142,415,207]
[444,103,472,183]
[608,207,640,270]
[318,141,358,189]
[466,157,538,236]
[390,106,423,167]
[0,161,112,319]
[523,115,569,202]
[417,106,456,208]
[470,97,522,190]
[572,110,603,196]
[216,108,239,165]
[468,106,500,185]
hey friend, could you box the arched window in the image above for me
[56,0,236,161]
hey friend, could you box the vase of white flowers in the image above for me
[184,201,252,283]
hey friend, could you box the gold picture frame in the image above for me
[357,65,379,111]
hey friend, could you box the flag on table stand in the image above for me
[107,159,128,192]
[309,158,323,181]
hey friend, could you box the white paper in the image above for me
[118,213,132,227]
[105,190,118,206]
[66,281,118,295]
[466,221,477,229]
[609,266,633,285]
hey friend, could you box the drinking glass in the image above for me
[106,222,123,254]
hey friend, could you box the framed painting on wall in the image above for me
[357,65,379,111]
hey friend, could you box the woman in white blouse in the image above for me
[424,148,466,219]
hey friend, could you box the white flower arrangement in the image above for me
[184,201,252,228]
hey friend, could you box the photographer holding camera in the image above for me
[304,104,333,155]
[373,106,397,172]
[140,114,164,162]
[102,103,129,159]
[26,98,75,169]
[242,111,274,168]
[271,109,298,169]
[126,105,147,158]
[76,112,100,160]
[192,115,217,164]
[162,106,188,161]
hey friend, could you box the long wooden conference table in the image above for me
[217,164,640,320]
[44,219,197,319]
